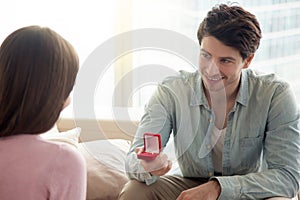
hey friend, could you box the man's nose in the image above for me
[206,60,220,75]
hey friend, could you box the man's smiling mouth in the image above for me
[206,75,224,81]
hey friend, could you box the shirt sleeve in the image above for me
[49,144,87,200]
[215,83,300,199]
[125,84,173,184]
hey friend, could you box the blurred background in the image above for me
[2,0,300,121]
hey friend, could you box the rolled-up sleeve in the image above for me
[125,84,174,184]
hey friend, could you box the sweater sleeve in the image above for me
[48,144,87,200]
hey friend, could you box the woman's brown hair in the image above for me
[0,26,79,137]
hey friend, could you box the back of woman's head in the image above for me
[0,26,79,137]
[197,3,262,60]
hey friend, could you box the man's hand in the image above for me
[176,180,221,200]
[135,147,172,176]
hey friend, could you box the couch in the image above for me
[53,118,299,200]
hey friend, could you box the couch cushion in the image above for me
[78,139,131,200]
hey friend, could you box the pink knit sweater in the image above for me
[0,134,86,200]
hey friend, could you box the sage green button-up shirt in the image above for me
[125,69,300,199]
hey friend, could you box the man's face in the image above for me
[199,36,251,93]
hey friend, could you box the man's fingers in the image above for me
[135,147,144,154]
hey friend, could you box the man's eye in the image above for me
[220,58,231,63]
[201,53,210,59]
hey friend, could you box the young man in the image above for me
[119,4,300,200]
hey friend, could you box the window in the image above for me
[3,0,300,121]
[128,0,300,110]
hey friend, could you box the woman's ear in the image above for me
[243,53,255,69]
[62,96,71,110]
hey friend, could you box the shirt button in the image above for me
[208,172,213,176]
[209,118,213,123]
[207,144,211,149]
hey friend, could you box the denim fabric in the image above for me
[125,69,300,199]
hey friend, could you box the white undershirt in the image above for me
[211,126,227,173]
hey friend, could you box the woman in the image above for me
[0,26,86,199]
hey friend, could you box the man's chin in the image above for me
[206,85,226,94]
[204,81,225,91]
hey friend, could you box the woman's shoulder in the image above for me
[38,136,85,166]
[1,134,84,165]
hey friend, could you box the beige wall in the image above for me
[57,118,138,142]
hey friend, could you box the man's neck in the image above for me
[204,81,240,129]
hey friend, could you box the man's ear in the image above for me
[243,53,254,69]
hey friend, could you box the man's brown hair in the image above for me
[197,3,262,60]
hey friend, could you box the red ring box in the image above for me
[137,133,162,161]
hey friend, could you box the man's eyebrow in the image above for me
[221,56,236,62]
[200,48,211,56]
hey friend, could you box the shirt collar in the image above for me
[190,72,208,107]
[236,69,248,106]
